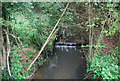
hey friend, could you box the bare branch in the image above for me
[10,34,21,49]
[10,34,25,54]
[4,28,12,77]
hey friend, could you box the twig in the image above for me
[83,74,92,80]
[27,2,70,71]
[4,28,12,77]
[10,34,25,54]
[10,34,21,49]
[18,37,24,48]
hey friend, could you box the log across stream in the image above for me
[32,43,86,79]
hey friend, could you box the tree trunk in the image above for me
[0,24,3,81]
[0,2,3,80]
[88,3,94,60]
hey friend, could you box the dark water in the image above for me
[32,46,86,79]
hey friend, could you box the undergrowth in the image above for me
[87,46,120,79]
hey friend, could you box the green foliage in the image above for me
[86,2,120,80]
[10,46,24,79]
[2,2,120,80]
[3,2,74,79]
[87,46,119,79]
[87,24,96,28]
[2,2,59,79]
[107,12,120,36]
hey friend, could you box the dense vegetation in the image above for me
[0,2,120,80]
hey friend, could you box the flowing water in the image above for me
[32,29,87,79]
[32,44,86,79]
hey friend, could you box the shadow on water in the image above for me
[32,45,86,79]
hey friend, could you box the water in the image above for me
[32,45,86,79]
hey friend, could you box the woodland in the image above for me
[0,2,120,80]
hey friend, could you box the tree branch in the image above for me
[4,28,12,77]
[10,34,25,54]
[27,2,70,71]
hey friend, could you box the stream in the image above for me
[32,43,86,79]
[32,29,87,79]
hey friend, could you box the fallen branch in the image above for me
[4,28,12,77]
[27,2,70,71]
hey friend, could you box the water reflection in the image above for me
[32,44,86,79]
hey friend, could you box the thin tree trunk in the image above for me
[0,27,6,69]
[88,3,94,60]
[0,2,3,80]
[0,23,3,81]
[1,29,6,70]
[5,27,12,76]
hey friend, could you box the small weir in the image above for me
[32,28,88,79]
[55,42,77,49]
[32,42,86,79]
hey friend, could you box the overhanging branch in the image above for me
[27,2,70,71]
